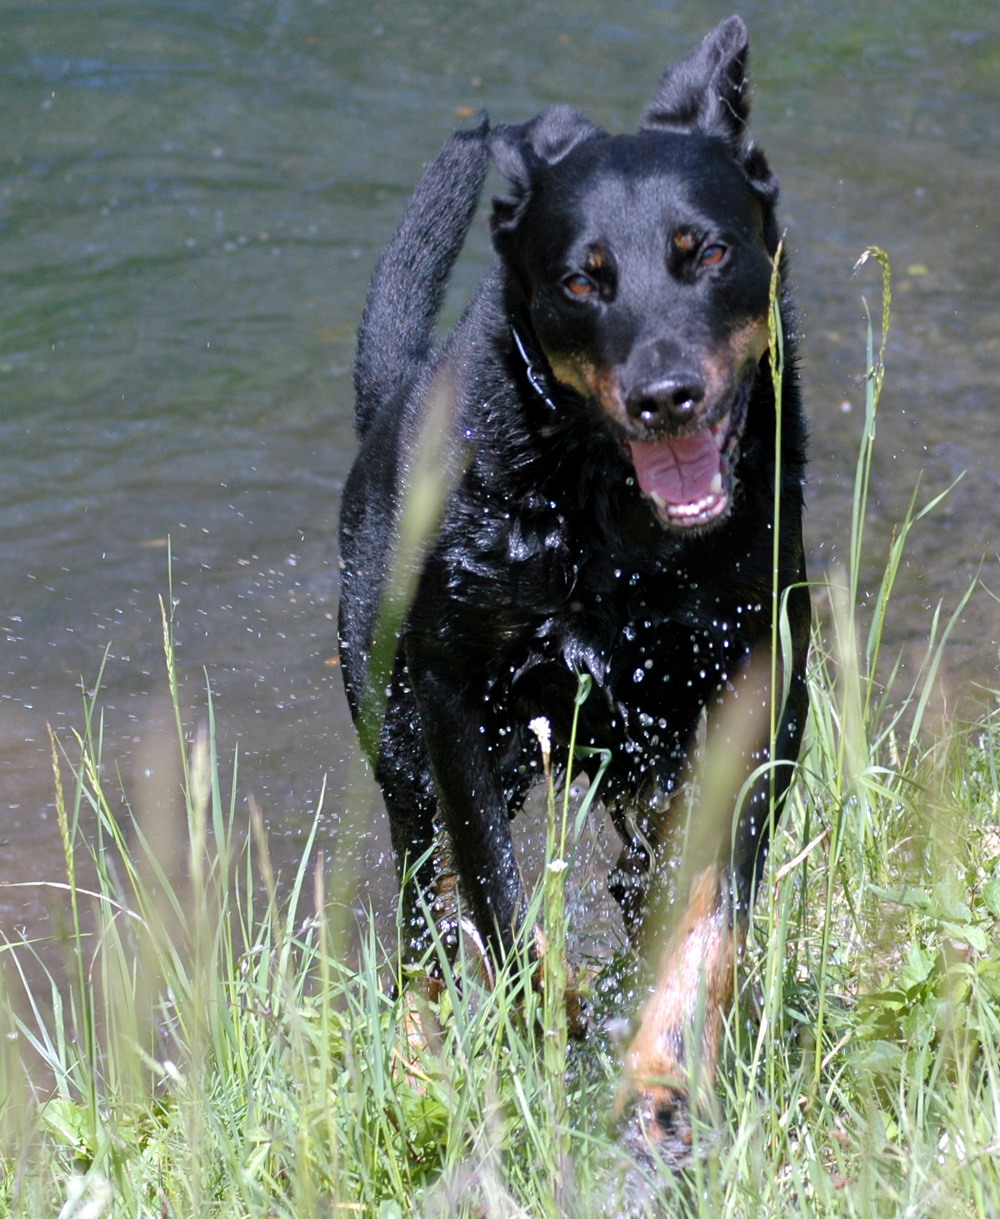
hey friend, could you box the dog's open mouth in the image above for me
[627,391,747,530]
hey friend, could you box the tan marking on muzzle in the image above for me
[701,314,771,408]
[548,310,770,434]
[547,355,627,422]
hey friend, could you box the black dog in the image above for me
[339,16,810,1162]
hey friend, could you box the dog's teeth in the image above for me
[709,472,723,495]
[649,491,667,510]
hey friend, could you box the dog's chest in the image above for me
[498,528,761,689]
[564,556,759,689]
[490,556,760,766]
[441,479,771,693]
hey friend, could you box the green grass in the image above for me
[2,254,999,1217]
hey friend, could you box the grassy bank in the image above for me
[2,257,999,1217]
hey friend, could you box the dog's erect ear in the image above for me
[642,16,751,146]
[642,17,778,203]
[490,106,603,236]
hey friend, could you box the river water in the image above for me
[2,0,999,939]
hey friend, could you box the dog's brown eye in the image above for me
[699,244,727,268]
[564,273,596,297]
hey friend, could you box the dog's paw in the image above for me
[616,1085,694,1172]
[595,1087,710,1217]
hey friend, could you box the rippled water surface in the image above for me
[2,0,999,937]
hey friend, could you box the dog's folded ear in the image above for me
[490,106,604,236]
[491,105,602,179]
[641,16,778,203]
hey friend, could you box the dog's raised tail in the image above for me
[352,118,491,437]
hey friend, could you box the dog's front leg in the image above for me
[616,630,809,1164]
[405,644,527,963]
[617,861,738,1167]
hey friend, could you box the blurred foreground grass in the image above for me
[2,254,999,1217]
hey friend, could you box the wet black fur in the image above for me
[339,17,810,968]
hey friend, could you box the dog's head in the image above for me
[490,16,782,532]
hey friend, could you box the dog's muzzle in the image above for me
[626,383,749,530]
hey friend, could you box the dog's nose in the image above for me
[625,371,706,429]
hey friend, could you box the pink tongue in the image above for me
[628,433,720,506]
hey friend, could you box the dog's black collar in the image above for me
[510,324,559,414]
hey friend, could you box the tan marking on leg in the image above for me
[616,864,742,1148]
[532,924,589,1039]
[397,832,467,1062]
[400,972,446,1062]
